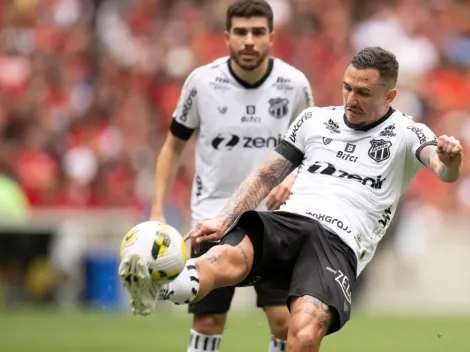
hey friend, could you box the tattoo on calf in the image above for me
[291,296,331,330]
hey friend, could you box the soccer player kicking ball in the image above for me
[122,1,314,351]
[123,46,463,351]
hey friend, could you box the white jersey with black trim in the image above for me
[170,56,314,222]
[276,106,437,275]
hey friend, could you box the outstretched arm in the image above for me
[186,108,311,247]
[419,135,463,183]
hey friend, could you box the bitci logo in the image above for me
[345,143,356,153]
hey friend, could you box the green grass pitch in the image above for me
[1,309,469,351]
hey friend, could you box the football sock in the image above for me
[268,336,287,352]
[187,329,222,352]
[158,259,200,304]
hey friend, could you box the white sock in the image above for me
[268,336,287,352]
[187,329,222,352]
[158,259,200,305]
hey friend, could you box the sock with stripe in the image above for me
[158,259,200,304]
[187,329,221,352]
[268,336,287,352]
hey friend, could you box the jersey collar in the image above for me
[343,107,395,132]
[227,58,274,89]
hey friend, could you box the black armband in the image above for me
[275,140,304,167]
[169,119,195,141]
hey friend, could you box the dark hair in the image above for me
[351,47,399,87]
[226,0,274,32]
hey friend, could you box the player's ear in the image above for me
[269,30,275,47]
[385,88,397,106]
[224,30,230,48]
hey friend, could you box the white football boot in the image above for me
[118,253,160,316]
[119,223,165,316]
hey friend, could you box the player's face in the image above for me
[225,17,272,71]
[342,65,397,127]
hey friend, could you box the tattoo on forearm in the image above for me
[438,165,449,179]
[422,150,437,168]
[237,245,250,274]
[438,163,461,182]
[291,296,331,330]
[421,148,461,182]
[220,153,296,224]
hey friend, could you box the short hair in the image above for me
[226,0,274,32]
[351,47,399,88]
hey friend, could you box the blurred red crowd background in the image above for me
[0,0,469,221]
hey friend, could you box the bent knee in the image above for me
[193,313,227,335]
[289,320,327,351]
[294,327,318,349]
[291,319,327,340]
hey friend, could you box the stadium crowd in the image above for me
[0,0,469,224]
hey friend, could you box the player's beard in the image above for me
[229,46,269,71]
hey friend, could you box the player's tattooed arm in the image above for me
[219,151,297,225]
[420,146,440,171]
[419,144,462,183]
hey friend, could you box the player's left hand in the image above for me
[437,135,463,168]
[183,216,229,253]
[265,172,296,211]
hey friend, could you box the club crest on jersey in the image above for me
[368,139,392,162]
[268,98,289,119]
[323,137,332,145]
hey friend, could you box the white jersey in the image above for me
[279,106,437,275]
[170,57,314,222]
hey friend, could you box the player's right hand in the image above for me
[184,216,229,253]
[437,135,463,168]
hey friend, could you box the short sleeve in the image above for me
[275,108,314,166]
[170,70,201,140]
[405,122,438,170]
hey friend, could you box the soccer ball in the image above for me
[119,221,188,283]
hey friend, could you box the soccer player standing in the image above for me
[124,1,313,351]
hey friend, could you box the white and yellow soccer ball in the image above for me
[120,221,188,283]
